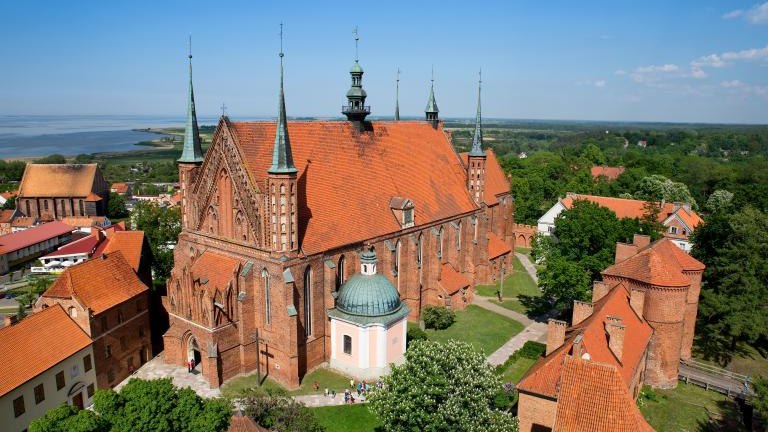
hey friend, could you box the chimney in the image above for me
[572,300,594,326]
[572,334,584,357]
[546,319,568,355]
[614,242,638,263]
[605,316,625,362]
[592,281,609,302]
[3,314,18,327]
[630,288,645,318]
[633,234,651,249]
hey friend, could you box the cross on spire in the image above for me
[220,102,227,116]
[269,22,297,175]
[353,26,359,62]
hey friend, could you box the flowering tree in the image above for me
[369,340,518,432]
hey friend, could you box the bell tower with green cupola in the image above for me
[342,28,370,128]
[178,36,205,230]
[467,71,487,205]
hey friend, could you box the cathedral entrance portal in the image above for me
[187,335,201,371]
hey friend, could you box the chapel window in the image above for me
[343,335,352,355]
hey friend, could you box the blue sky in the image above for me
[0,0,767,123]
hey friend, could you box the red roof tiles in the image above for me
[42,232,101,258]
[191,250,241,295]
[602,238,704,286]
[590,166,626,181]
[0,304,92,397]
[0,209,16,224]
[99,231,146,272]
[553,357,654,432]
[0,221,72,254]
[42,250,148,314]
[228,415,268,432]
[111,182,129,194]
[488,231,511,259]
[438,263,471,294]
[562,194,701,227]
[228,120,480,254]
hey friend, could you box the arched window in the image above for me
[336,255,346,291]
[262,268,271,325]
[437,227,444,259]
[456,222,462,251]
[395,240,402,293]
[417,234,423,268]
[304,266,312,337]
[68,306,77,318]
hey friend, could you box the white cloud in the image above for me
[629,64,680,83]
[723,2,768,24]
[576,79,607,88]
[721,80,745,88]
[720,80,768,97]
[594,80,606,88]
[614,70,627,76]
[691,45,768,71]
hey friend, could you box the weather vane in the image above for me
[188,34,192,59]
[353,26,359,61]
[431,65,434,83]
[279,22,284,58]
[397,67,400,83]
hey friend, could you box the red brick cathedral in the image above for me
[162,45,514,388]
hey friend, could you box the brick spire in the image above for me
[469,70,485,157]
[178,35,204,164]
[268,25,297,175]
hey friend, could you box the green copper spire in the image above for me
[343,27,370,123]
[269,24,297,175]
[469,70,486,157]
[425,67,439,128]
[395,68,400,121]
[178,36,204,164]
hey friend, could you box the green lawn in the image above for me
[221,367,353,399]
[638,383,747,431]
[475,256,539,299]
[422,305,524,355]
[499,357,537,384]
[311,404,382,432]
[694,343,768,379]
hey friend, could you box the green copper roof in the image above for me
[328,303,410,327]
[350,60,364,73]
[268,52,297,175]
[425,80,439,114]
[469,74,485,157]
[178,50,204,164]
[334,250,403,318]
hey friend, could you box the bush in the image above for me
[406,326,428,347]
[422,306,456,330]
[495,341,546,375]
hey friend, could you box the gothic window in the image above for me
[25,200,30,216]
[472,216,478,243]
[304,266,312,337]
[207,206,218,234]
[456,222,462,251]
[335,255,346,291]
[43,200,49,211]
[417,234,423,268]
[437,227,444,259]
[404,208,413,226]
[79,200,84,215]
[262,268,271,324]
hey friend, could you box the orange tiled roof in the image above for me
[111,182,129,194]
[438,263,471,294]
[553,356,654,432]
[61,216,108,228]
[0,190,18,200]
[0,210,16,224]
[228,120,481,254]
[488,231,511,259]
[590,166,626,181]
[18,164,100,198]
[669,207,704,230]
[602,238,703,286]
[459,149,511,206]
[99,231,146,272]
[228,414,269,432]
[0,304,92,397]
[42,250,148,314]
[10,216,37,227]
[562,194,701,226]
[518,283,652,396]
[85,192,103,201]
[0,220,72,254]
[191,250,241,295]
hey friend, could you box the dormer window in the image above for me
[390,197,415,229]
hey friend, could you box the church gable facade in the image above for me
[162,46,515,389]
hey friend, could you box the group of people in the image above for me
[321,378,385,404]
[186,358,196,373]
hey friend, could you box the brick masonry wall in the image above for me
[518,392,557,432]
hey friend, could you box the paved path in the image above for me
[295,393,368,407]
[515,252,539,285]
[115,353,221,398]
[473,295,533,326]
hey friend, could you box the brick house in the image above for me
[537,193,703,252]
[17,164,109,221]
[34,251,152,389]
[161,51,515,389]
[517,235,705,431]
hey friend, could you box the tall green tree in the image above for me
[693,207,768,362]
[106,192,129,219]
[369,340,518,432]
[132,201,180,284]
[2,194,17,210]
[30,379,231,432]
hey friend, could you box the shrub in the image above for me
[422,306,456,330]
[406,326,428,347]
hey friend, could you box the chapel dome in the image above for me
[335,251,402,317]
[350,61,364,74]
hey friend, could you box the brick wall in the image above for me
[518,392,557,432]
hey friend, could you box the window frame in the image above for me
[343,334,352,355]
[34,383,45,405]
[55,371,65,390]
[83,354,92,372]
[13,395,25,418]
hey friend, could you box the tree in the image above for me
[132,202,180,284]
[34,154,67,164]
[106,192,129,219]
[242,392,323,432]
[693,208,768,362]
[2,194,16,210]
[751,376,768,423]
[31,378,231,432]
[369,340,518,432]
[705,189,734,214]
[536,256,592,312]
[580,143,606,165]
[634,174,697,209]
